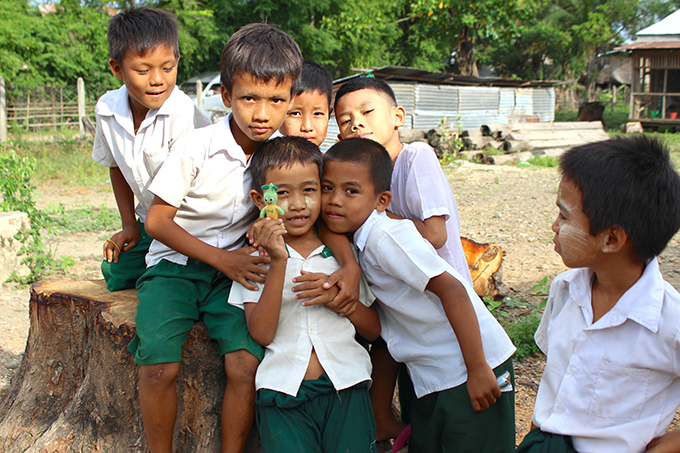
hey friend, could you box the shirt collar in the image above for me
[208,113,282,165]
[286,244,333,260]
[568,257,664,332]
[354,210,385,251]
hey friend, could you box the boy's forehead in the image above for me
[264,161,320,183]
[233,72,293,92]
[336,88,395,109]
[324,160,372,185]
[120,44,177,65]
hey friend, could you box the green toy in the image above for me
[260,183,285,220]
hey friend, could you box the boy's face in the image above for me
[251,162,321,238]
[109,45,178,118]
[222,73,293,150]
[552,176,605,268]
[279,90,330,146]
[335,88,405,155]
[321,160,391,234]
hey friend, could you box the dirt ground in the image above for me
[2,160,680,443]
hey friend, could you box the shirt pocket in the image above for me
[144,143,170,178]
[588,359,650,421]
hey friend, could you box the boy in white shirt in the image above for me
[92,7,211,291]
[229,136,380,453]
[516,136,680,453]
[334,76,473,441]
[321,137,516,453]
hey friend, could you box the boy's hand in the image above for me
[466,364,502,412]
[292,270,342,310]
[215,246,270,291]
[104,224,141,263]
[313,262,361,315]
[256,219,288,262]
[246,217,286,256]
[647,431,680,452]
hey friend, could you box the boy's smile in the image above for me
[109,44,178,125]
[253,163,321,242]
[222,73,293,155]
[321,160,390,234]
[334,89,405,158]
[552,177,604,268]
[279,90,330,146]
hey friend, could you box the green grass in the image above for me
[502,313,541,361]
[44,203,120,234]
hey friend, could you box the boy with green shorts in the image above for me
[92,7,211,291]
[129,24,302,453]
[229,136,380,452]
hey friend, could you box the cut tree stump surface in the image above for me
[0,279,260,453]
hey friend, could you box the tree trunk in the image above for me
[0,280,260,453]
[456,26,479,77]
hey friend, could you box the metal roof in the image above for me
[333,65,558,88]
[638,9,680,36]
[615,41,680,50]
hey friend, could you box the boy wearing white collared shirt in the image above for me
[515,136,680,453]
[228,136,380,453]
[92,7,211,292]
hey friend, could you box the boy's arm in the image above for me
[386,211,447,250]
[145,196,269,290]
[646,431,680,453]
[346,303,381,342]
[105,167,140,263]
[294,220,361,315]
[243,221,289,346]
[426,271,501,411]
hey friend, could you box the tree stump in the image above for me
[461,237,508,299]
[0,280,260,453]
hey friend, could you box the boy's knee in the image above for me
[224,349,259,384]
[138,362,180,386]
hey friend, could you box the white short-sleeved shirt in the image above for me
[228,244,374,396]
[146,114,273,267]
[390,142,473,286]
[355,210,515,398]
[92,85,211,221]
[533,258,680,453]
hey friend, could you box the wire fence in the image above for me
[0,78,111,137]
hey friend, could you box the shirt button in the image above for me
[389,339,395,346]
[570,366,577,375]
[555,405,565,414]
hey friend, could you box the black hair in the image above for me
[333,77,397,113]
[107,7,179,64]
[560,135,680,263]
[292,61,333,108]
[324,138,392,194]
[251,136,323,191]
[221,23,303,94]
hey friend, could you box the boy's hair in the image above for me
[221,23,303,94]
[292,61,333,108]
[560,135,680,263]
[251,136,323,191]
[324,138,392,194]
[334,77,397,112]
[107,7,179,64]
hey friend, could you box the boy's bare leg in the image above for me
[370,343,408,441]
[222,349,259,453]
[138,362,181,453]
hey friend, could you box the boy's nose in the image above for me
[289,193,306,210]
[551,217,559,233]
[301,116,313,132]
[149,69,164,86]
[253,102,268,122]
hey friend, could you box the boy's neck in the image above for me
[385,138,404,163]
[590,255,645,323]
[284,228,323,259]
[128,97,149,134]
[229,115,258,160]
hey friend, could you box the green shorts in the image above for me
[128,258,264,365]
[256,374,377,453]
[409,358,515,453]
[101,219,152,291]
[514,429,577,453]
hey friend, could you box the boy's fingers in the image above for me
[321,272,340,289]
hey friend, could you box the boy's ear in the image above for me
[375,191,392,212]
[109,59,123,80]
[601,226,629,254]
[250,189,265,210]
[393,105,406,129]
[221,85,232,108]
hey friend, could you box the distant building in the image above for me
[615,9,680,126]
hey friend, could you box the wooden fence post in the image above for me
[0,77,6,142]
[196,79,203,110]
[77,78,85,140]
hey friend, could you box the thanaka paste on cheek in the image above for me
[278,199,288,214]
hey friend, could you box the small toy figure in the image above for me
[260,183,285,220]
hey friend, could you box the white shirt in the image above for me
[228,244,374,396]
[355,210,515,398]
[390,142,473,286]
[533,258,680,453]
[92,85,211,221]
[146,114,276,266]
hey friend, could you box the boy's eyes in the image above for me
[321,184,333,191]
[288,110,302,117]
[345,188,358,195]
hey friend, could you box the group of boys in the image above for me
[92,6,680,453]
